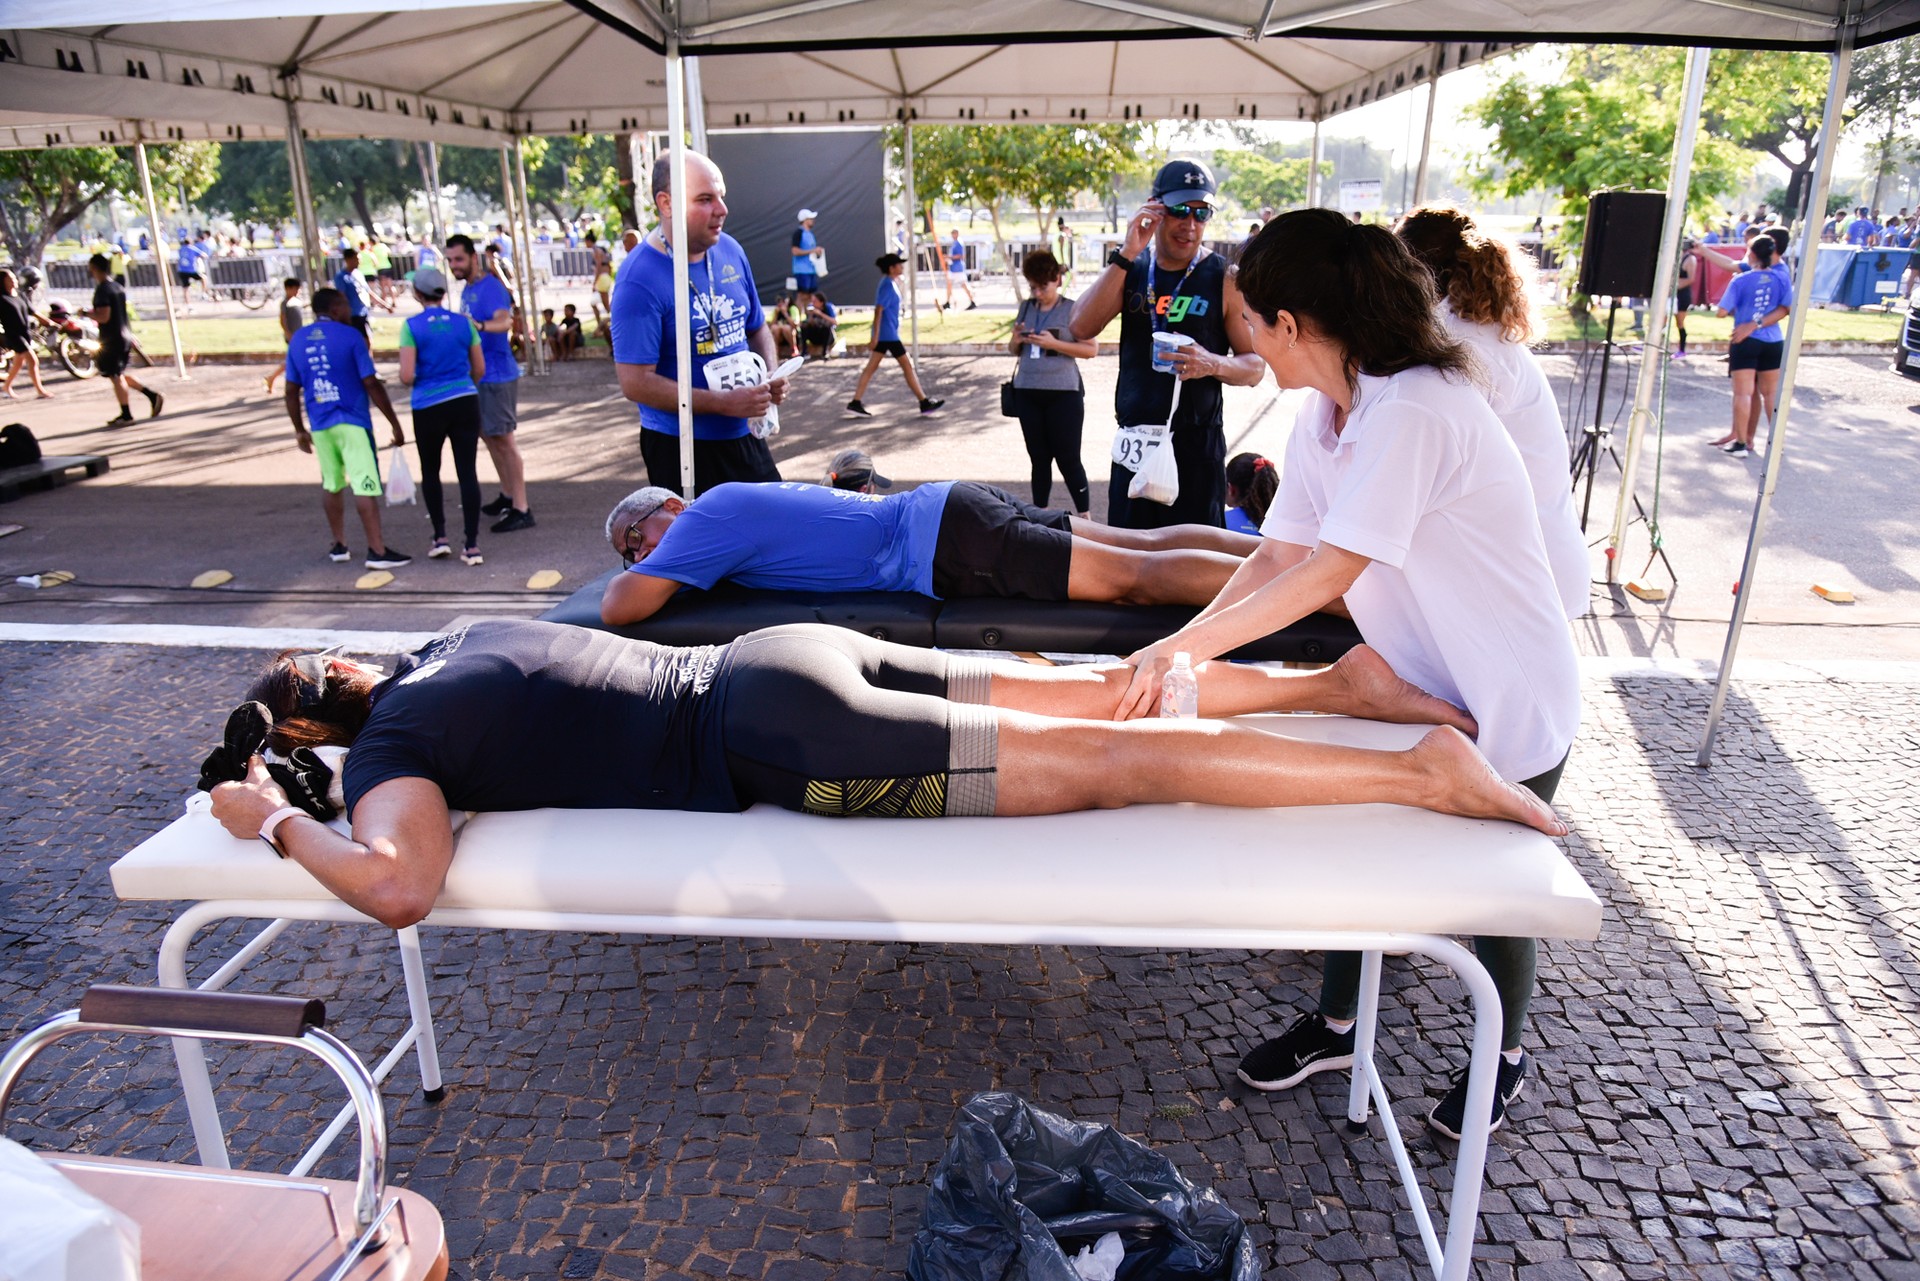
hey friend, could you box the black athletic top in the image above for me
[342,619,738,816]
[0,295,28,345]
[1114,248,1230,432]
[91,279,132,346]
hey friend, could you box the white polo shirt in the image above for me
[1264,366,1580,782]
[1442,305,1590,621]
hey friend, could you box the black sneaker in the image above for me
[1235,1012,1356,1092]
[1724,441,1750,457]
[490,508,536,533]
[965,301,977,310]
[327,542,351,563]
[145,389,164,418]
[366,548,412,569]
[105,411,134,427]
[481,492,514,516]
[847,398,873,416]
[919,397,945,414]
[1428,1050,1531,1141]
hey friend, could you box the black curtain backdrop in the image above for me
[709,129,886,309]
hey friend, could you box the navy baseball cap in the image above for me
[1152,159,1217,205]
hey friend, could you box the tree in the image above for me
[1849,37,1920,211]
[200,141,296,225]
[1466,47,1754,250]
[306,139,424,233]
[0,142,217,265]
[1220,153,1323,213]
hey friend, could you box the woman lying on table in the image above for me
[209,619,1564,934]
[1113,209,1581,1141]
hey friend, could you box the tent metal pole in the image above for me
[1411,47,1441,205]
[904,119,918,361]
[1697,31,1854,766]
[284,97,323,295]
[511,136,546,376]
[1606,46,1710,584]
[133,138,188,380]
[424,142,447,247]
[1307,119,1323,207]
[666,32,696,499]
[686,55,709,153]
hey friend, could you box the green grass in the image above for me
[124,299,1907,360]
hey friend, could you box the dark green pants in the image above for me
[1317,754,1568,1049]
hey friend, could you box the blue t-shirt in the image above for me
[461,273,519,384]
[334,268,370,318]
[946,237,966,272]
[285,319,377,432]
[1718,268,1787,342]
[1847,217,1877,246]
[415,243,439,270]
[630,481,953,597]
[610,235,766,440]
[402,307,479,409]
[1224,506,1259,536]
[793,228,818,281]
[874,277,901,343]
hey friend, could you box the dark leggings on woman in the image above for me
[1317,754,1568,1048]
[413,395,482,548]
[1015,388,1090,513]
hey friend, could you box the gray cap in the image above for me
[412,266,449,297]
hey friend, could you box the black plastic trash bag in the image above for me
[908,1091,1260,1281]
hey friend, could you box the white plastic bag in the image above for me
[0,1137,141,1281]
[1069,1232,1125,1281]
[385,446,417,507]
[813,248,829,278]
[1127,377,1183,507]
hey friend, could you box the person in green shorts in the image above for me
[283,287,412,569]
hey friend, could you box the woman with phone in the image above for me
[1007,250,1097,517]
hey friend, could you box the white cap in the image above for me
[797,208,819,221]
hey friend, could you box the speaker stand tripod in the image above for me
[1568,298,1677,587]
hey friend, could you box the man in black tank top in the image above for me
[1070,160,1265,529]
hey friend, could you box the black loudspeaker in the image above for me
[1579,190,1666,298]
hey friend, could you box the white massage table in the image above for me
[112,715,1602,1281]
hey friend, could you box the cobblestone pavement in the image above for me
[3,640,1918,1279]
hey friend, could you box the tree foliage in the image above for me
[1849,37,1920,209]
[0,142,217,265]
[1219,153,1324,213]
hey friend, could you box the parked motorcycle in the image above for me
[35,298,100,379]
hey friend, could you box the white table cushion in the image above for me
[113,715,1601,941]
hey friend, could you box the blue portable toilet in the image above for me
[1836,248,1905,309]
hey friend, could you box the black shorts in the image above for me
[640,428,781,496]
[348,315,372,345]
[377,267,397,280]
[1728,336,1783,374]
[1,333,26,354]
[1675,287,1693,312]
[931,481,1074,601]
[97,337,131,377]
[872,339,907,358]
[720,624,999,817]
[176,271,200,287]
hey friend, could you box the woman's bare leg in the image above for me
[851,348,885,400]
[896,354,929,401]
[985,644,1475,733]
[1069,516,1260,558]
[990,711,1563,834]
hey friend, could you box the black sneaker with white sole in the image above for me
[366,548,412,569]
[328,543,351,563]
[1235,1012,1356,1091]
[490,508,536,534]
[1427,1050,1531,1141]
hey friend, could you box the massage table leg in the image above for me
[1346,948,1385,1131]
[397,926,446,1101]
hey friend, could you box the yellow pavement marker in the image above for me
[13,570,75,588]
[356,570,394,590]
[526,569,563,590]
[191,570,233,589]
[1625,580,1668,603]
[1811,583,1855,604]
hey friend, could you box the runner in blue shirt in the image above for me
[1713,235,1790,458]
[598,478,1260,626]
[942,229,976,310]
[282,286,410,568]
[333,248,374,347]
[848,253,942,416]
[1847,207,1878,246]
[398,267,486,564]
[791,210,820,295]
[610,150,785,495]
[446,234,533,533]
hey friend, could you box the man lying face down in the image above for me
[600,479,1262,626]
[208,617,1561,930]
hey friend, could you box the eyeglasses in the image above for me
[1162,203,1215,224]
[619,518,649,568]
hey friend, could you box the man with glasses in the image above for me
[1070,159,1264,530]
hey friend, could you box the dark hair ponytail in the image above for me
[1236,209,1471,390]
[1750,235,1780,268]
[245,653,379,753]
[1225,452,1278,527]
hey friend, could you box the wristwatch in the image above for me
[1106,249,1134,272]
[258,805,305,858]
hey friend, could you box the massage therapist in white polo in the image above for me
[1115,209,1580,1143]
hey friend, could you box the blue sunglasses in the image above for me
[1161,203,1215,223]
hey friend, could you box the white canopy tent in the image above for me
[4,0,1917,764]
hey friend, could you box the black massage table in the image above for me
[541,570,1361,663]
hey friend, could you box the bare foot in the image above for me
[1327,644,1478,735]
[35,390,53,399]
[1708,434,1735,447]
[1409,727,1567,836]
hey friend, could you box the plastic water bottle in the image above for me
[1160,651,1199,719]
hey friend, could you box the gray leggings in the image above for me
[1317,755,1567,1049]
